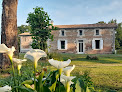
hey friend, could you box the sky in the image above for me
[0,0,122,30]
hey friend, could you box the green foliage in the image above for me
[108,19,117,24]
[75,70,94,92]
[115,23,122,48]
[18,25,31,34]
[108,19,122,49]
[97,21,106,24]
[26,6,55,50]
[115,39,120,49]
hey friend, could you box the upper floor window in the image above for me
[96,30,99,35]
[79,30,83,35]
[59,29,65,36]
[77,29,84,36]
[61,30,64,36]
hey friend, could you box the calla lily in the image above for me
[63,65,75,76]
[24,49,47,90]
[13,58,27,74]
[0,85,11,92]
[49,59,71,75]
[61,74,75,92]
[24,49,47,68]
[48,59,71,69]
[0,44,15,60]
[0,44,16,87]
[60,78,74,87]
[61,74,76,82]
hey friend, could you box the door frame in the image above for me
[76,39,85,54]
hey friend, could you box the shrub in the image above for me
[86,55,99,60]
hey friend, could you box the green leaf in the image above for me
[75,79,82,92]
[21,80,33,85]
[49,72,59,92]
[38,71,44,92]
[24,84,34,90]
[13,86,34,92]
[86,86,91,92]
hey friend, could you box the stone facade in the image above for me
[19,23,117,54]
[19,32,32,53]
[48,24,117,54]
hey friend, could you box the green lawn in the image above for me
[0,53,122,92]
[46,53,122,91]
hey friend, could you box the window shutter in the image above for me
[65,40,67,49]
[57,40,60,49]
[92,40,95,50]
[100,40,103,50]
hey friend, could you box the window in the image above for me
[57,40,67,50]
[61,30,64,36]
[96,30,99,35]
[92,39,103,50]
[79,30,82,35]
[61,41,65,49]
[95,40,100,49]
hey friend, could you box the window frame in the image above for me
[59,29,66,37]
[94,29,101,36]
[95,40,100,49]
[92,38,103,50]
[77,29,84,36]
[57,39,67,50]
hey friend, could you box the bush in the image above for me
[86,55,99,60]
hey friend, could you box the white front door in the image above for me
[78,40,84,54]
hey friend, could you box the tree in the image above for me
[0,0,19,68]
[97,21,106,24]
[108,19,122,49]
[26,7,55,51]
[18,25,31,34]
[115,23,122,49]
[108,19,117,24]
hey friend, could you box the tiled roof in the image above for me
[54,23,117,29]
[19,32,31,36]
[19,23,117,36]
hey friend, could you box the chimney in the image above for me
[51,20,53,25]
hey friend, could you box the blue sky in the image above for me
[0,0,122,27]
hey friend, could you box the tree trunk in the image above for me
[0,0,18,69]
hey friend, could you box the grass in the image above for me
[0,53,122,92]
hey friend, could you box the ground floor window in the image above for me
[61,41,65,49]
[95,40,100,49]
[92,39,103,50]
[58,39,67,50]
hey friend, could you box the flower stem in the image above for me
[34,66,36,90]
[17,69,20,87]
[66,82,70,92]
[58,69,62,92]
[10,59,17,92]
[59,74,60,92]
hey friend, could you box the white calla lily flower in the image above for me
[63,65,75,76]
[60,78,74,87]
[61,74,76,82]
[13,58,27,72]
[0,85,11,92]
[24,49,47,68]
[0,44,15,60]
[61,74,75,92]
[48,59,71,69]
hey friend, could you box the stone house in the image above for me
[19,23,117,54]
[19,32,32,53]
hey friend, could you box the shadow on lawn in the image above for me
[95,84,122,92]
[71,58,121,64]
